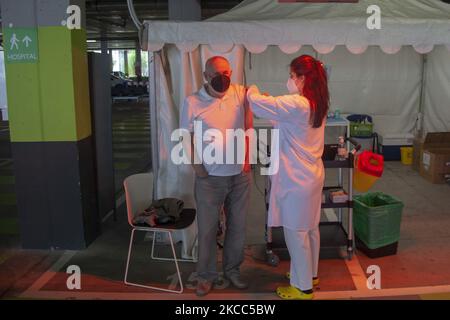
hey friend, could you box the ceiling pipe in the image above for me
[127,0,143,29]
[127,0,145,49]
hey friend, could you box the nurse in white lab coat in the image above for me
[247,55,329,300]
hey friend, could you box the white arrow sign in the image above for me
[22,36,32,48]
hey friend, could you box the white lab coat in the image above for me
[247,85,325,231]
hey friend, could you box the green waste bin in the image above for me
[354,192,404,251]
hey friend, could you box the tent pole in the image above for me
[126,0,144,47]
[417,53,428,137]
[127,0,143,29]
[149,51,159,199]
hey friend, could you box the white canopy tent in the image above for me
[140,0,450,258]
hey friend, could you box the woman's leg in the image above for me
[309,225,320,278]
[283,227,313,291]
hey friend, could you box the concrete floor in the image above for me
[1,160,450,300]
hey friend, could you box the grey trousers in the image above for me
[194,171,251,282]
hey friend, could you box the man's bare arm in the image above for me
[243,87,254,172]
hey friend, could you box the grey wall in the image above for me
[168,0,201,21]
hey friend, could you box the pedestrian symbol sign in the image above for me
[4,28,39,64]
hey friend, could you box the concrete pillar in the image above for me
[100,29,108,55]
[100,29,110,73]
[168,0,201,21]
[109,50,113,73]
[1,0,99,249]
[124,50,129,76]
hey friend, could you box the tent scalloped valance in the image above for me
[209,43,235,54]
[145,41,450,55]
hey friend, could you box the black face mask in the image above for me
[210,74,231,93]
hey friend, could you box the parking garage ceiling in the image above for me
[3,1,450,50]
[86,0,242,49]
[0,0,243,50]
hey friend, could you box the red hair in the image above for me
[290,55,330,128]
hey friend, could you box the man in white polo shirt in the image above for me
[180,56,252,297]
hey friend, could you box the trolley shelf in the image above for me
[321,201,353,209]
[322,188,353,209]
[324,159,353,169]
[323,186,347,190]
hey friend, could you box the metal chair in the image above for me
[123,173,196,294]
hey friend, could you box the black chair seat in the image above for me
[133,208,196,230]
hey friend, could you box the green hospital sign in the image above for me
[4,28,39,64]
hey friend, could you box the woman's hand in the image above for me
[246,85,271,98]
[246,85,261,104]
[247,85,260,95]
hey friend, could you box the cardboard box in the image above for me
[422,132,450,149]
[418,132,450,183]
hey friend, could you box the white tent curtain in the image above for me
[152,51,199,258]
[244,45,422,135]
[319,46,422,135]
[423,46,450,133]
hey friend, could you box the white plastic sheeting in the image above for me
[423,46,450,133]
[150,53,198,259]
[244,45,423,135]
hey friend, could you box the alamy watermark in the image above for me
[64,264,382,292]
[66,265,81,290]
[367,265,382,290]
[367,5,382,30]
[62,5,81,30]
[170,121,280,176]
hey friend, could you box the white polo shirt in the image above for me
[180,84,246,176]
